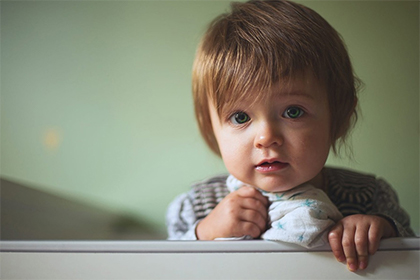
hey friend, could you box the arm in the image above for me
[328,178,414,272]
[370,178,415,237]
[166,190,199,240]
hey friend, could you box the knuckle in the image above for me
[358,254,368,260]
[355,237,367,247]
[328,230,339,239]
[255,201,267,213]
[227,207,236,216]
[246,210,258,221]
[254,213,264,224]
[255,199,263,208]
[246,187,259,196]
[246,223,260,238]
[342,238,353,248]
[223,203,237,216]
[248,199,259,209]
[369,234,380,245]
[239,186,252,193]
[235,187,246,195]
[224,197,239,208]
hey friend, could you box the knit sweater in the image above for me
[166,167,415,240]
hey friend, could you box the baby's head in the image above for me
[193,0,360,156]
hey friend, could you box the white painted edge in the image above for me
[0,237,418,253]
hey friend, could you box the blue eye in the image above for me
[230,111,250,124]
[284,107,304,119]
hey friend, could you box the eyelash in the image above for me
[283,106,305,119]
[228,106,305,125]
[229,111,250,125]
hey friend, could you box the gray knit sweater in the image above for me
[166,167,415,240]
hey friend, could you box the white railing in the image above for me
[1,238,419,279]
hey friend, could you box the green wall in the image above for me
[1,1,418,236]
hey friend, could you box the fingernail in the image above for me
[347,262,358,272]
[359,261,367,270]
[337,256,346,262]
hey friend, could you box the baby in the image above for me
[166,0,414,272]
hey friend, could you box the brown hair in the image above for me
[193,0,361,156]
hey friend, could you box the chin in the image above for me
[256,181,296,193]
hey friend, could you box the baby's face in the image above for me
[210,72,331,192]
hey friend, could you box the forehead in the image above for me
[214,71,327,114]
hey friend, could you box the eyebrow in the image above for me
[281,90,316,100]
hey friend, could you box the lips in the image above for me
[255,160,288,173]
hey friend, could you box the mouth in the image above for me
[255,160,289,173]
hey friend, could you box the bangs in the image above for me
[195,1,329,117]
[208,42,312,117]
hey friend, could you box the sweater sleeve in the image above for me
[370,178,416,237]
[166,190,199,240]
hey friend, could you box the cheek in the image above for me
[217,134,237,160]
[217,133,250,171]
[290,126,331,160]
[310,133,331,164]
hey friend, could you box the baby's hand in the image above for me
[328,214,397,272]
[196,186,269,240]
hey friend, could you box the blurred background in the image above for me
[1,0,418,240]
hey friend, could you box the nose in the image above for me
[254,121,283,149]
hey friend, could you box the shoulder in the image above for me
[191,174,229,190]
[325,167,377,186]
[324,168,414,236]
[191,174,230,200]
[325,167,379,195]
[324,167,381,215]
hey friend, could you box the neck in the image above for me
[307,168,327,191]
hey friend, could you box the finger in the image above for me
[367,221,383,255]
[237,187,269,207]
[238,221,262,238]
[354,225,369,270]
[239,209,267,233]
[328,223,346,263]
[341,224,358,272]
[239,197,268,218]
